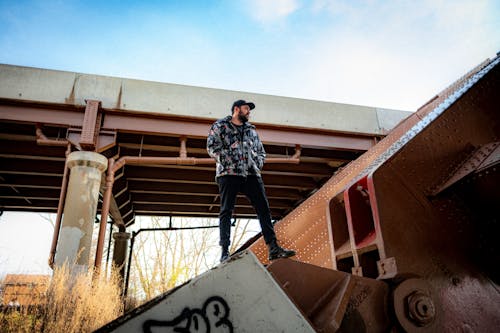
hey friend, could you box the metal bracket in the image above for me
[80,99,101,150]
[377,257,397,279]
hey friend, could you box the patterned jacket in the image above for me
[207,116,266,178]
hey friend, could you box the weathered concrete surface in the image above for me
[54,151,107,271]
[96,251,315,333]
[375,107,412,133]
[0,64,412,135]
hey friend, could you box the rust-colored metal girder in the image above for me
[267,259,390,332]
[248,55,500,331]
[79,100,101,150]
[0,101,376,151]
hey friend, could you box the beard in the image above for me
[238,111,249,123]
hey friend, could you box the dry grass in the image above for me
[0,265,123,332]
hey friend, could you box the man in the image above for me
[207,99,296,262]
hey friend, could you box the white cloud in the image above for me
[245,0,301,23]
[287,0,500,110]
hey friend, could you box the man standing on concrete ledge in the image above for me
[207,99,296,262]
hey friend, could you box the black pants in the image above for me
[217,175,276,249]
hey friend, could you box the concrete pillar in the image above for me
[54,151,107,272]
[112,232,131,280]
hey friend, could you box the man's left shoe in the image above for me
[268,241,296,261]
[220,248,230,262]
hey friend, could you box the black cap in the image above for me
[232,99,255,112]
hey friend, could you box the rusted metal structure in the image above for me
[243,54,500,331]
[1,63,408,274]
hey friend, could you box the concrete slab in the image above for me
[0,64,75,104]
[376,108,412,134]
[96,251,315,333]
[0,64,412,135]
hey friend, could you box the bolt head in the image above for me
[406,290,436,326]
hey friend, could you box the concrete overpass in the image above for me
[0,64,411,273]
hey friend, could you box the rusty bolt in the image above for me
[406,290,435,326]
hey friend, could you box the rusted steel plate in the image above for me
[249,56,498,266]
[267,259,390,332]
[431,141,500,195]
[79,99,100,150]
[249,55,500,330]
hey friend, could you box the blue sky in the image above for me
[1,0,499,111]
[0,0,499,275]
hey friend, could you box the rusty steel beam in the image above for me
[132,200,290,210]
[103,157,333,177]
[118,142,355,164]
[125,176,317,190]
[48,144,71,268]
[0,196,59,201]
[430,141,500,195]
[79,100,101,150]
[127,184,303,200]
[132,203,284,215]
[0,187,60,197]
[130,210,236,218]
[245,55,500,331]
[0,153,65,162]
[0,103,84,127]
[0,174,62,187]
[131,210,281,219]
[262,163,335,177]
[0,102,376,151]
[0,198,58,208]
[103,112,375,150]
[35,124,69,147]
[124,166,317,187]
[0,170,63,178]
[0,140,67,157]
[267,259,390,332]
[0,183,60,190]
[130,193,293,206]
[130,193,292,206]
[0,133,37,142]
[0,157,64,174]
[1,205,56,211]
[111,151,300,172]
[94,158,114,274]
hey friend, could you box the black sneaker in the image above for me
[268,246,296,261]
[220,250,230,262]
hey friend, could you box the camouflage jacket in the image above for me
[207,116,266,178]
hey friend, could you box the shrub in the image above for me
[0,266,122,333]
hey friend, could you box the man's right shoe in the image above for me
[220,249,230,262]
[268,243,296,261]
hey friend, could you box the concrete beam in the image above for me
[0,64,412,135]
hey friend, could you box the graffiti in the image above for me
[143,296,233,333]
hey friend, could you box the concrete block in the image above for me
[97,251,315,332]
[0,64,75,104]
[376,108,413,134]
